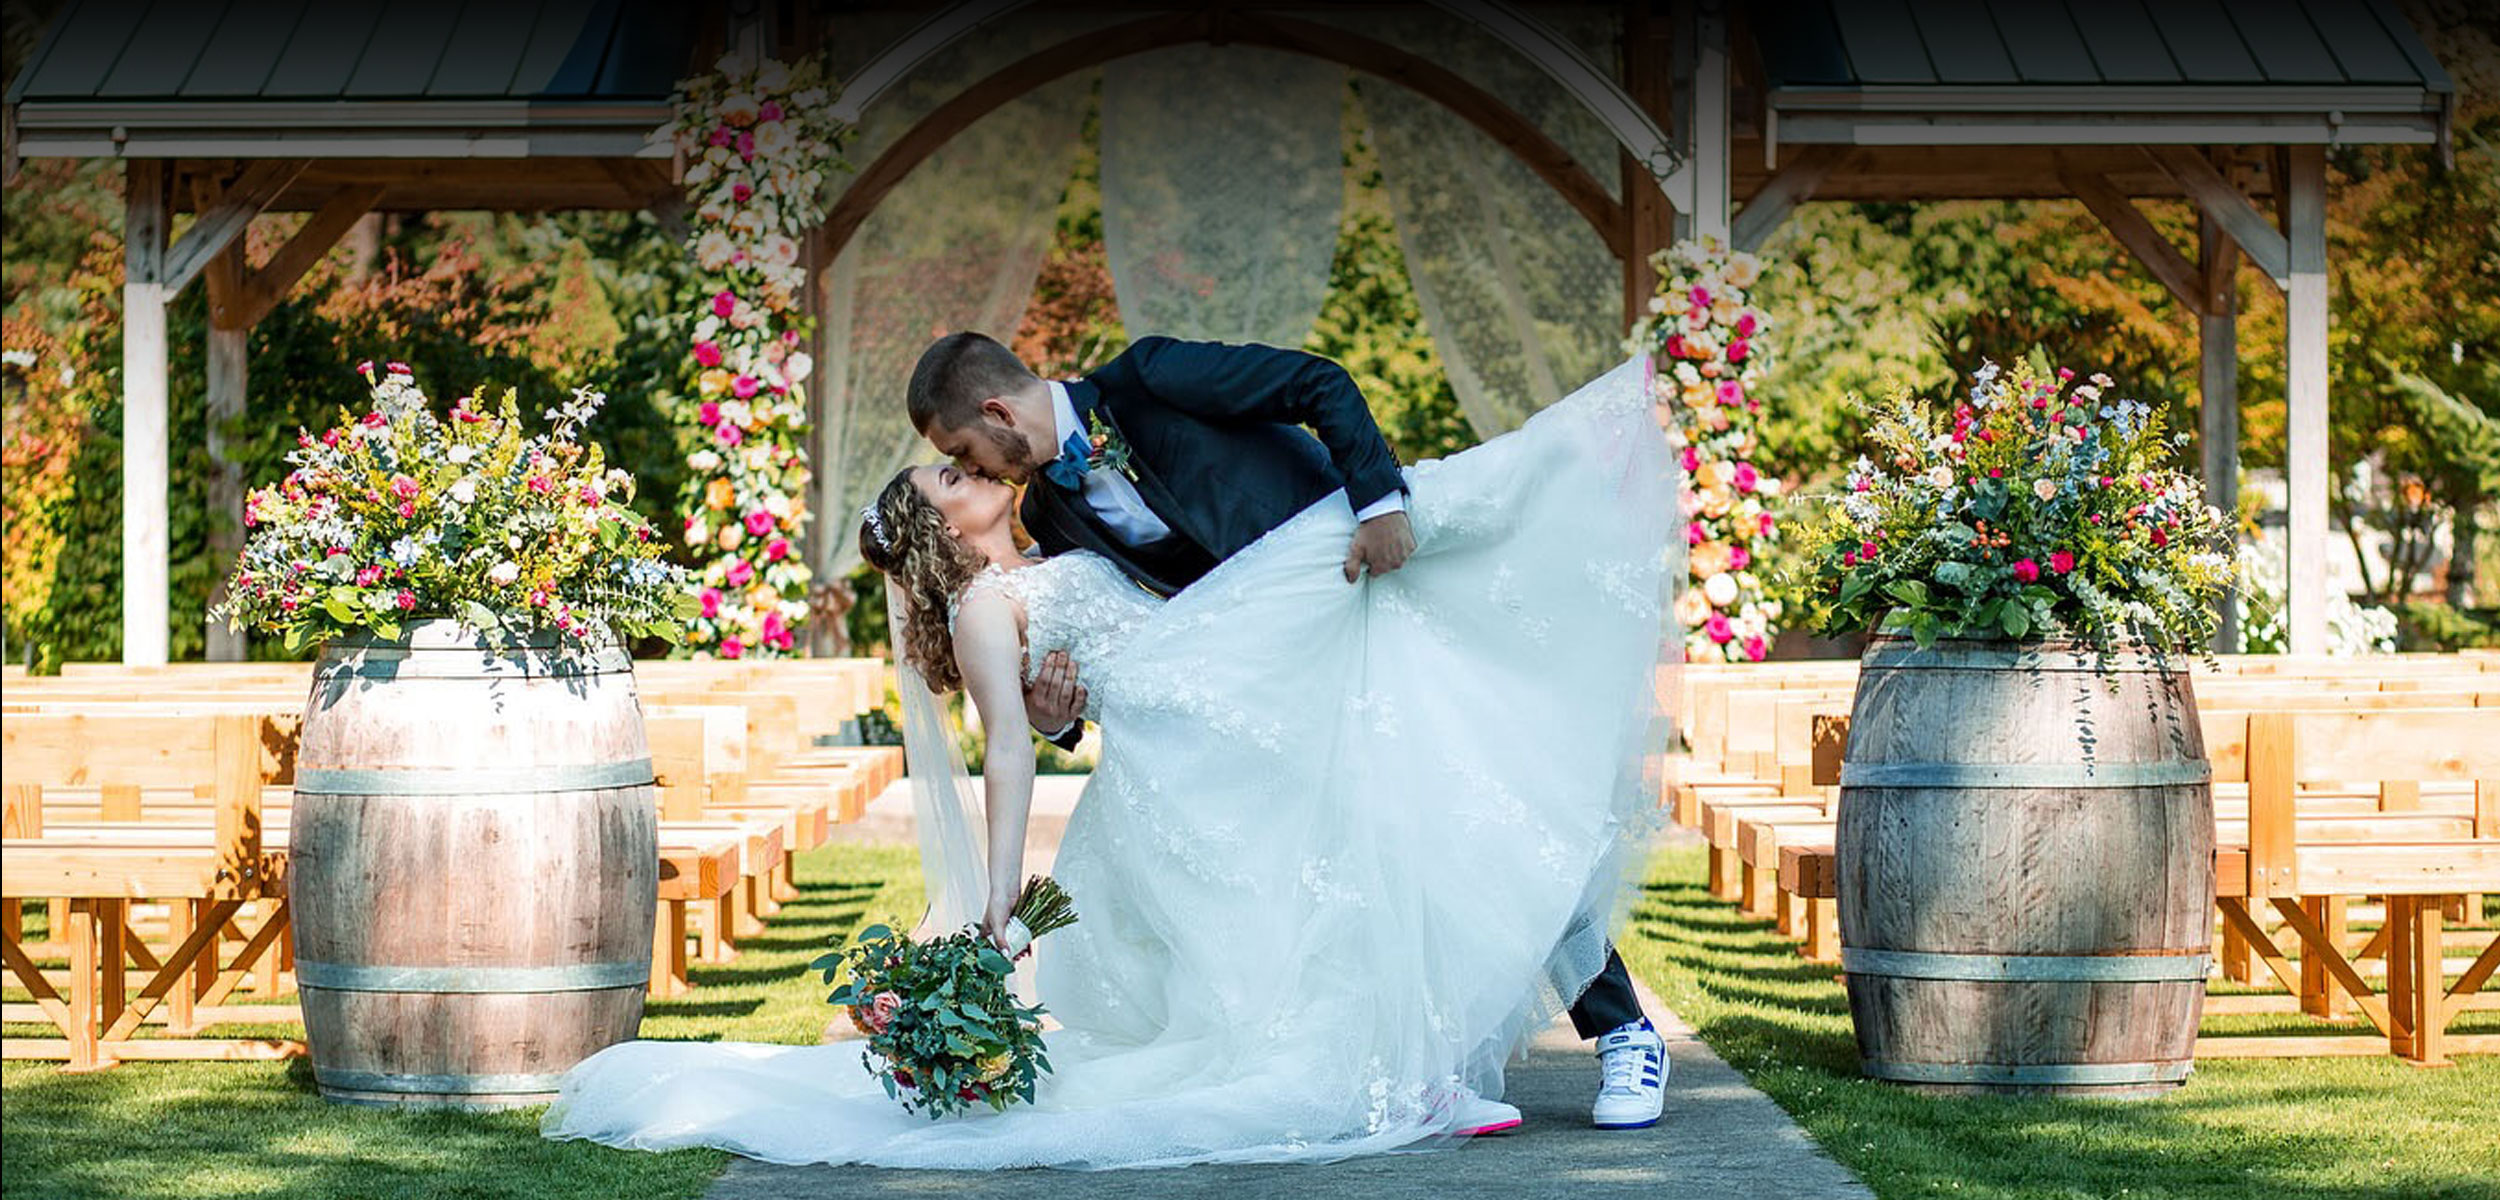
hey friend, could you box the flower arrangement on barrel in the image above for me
[1788,356,2238,654]
[212,361,693,649]
[1627,236,1784,663]
[670,53,847,658]
[812,877,1080,1118]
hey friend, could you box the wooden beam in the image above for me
[233,185,385,330]
[123,159,173,668]
[1620,1,1676,329]
[2065,171,2205,316]
[1733,146,1844,253]
[2284,144,2329,657]
[1685,0,1732,241]
[822,11,1629,263]
[161,159,305,296]
[2150,146,2289,290]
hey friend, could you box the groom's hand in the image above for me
[1343,511,1416,583]
[1025,650,1087,737]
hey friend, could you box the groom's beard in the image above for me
[982,424,1041,484]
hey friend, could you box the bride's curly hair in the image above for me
[858,469,989,693]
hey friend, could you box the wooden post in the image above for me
[204,234,250,663]
[2299,895,2349,1019]
[2284,145,2330,656]
[2388,894,2449,1066]
[1621,3,1676,330]
[1685,0,1731,242]
[2199,206,2241,652]
[123,160,174,667]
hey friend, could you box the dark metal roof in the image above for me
[6,0,700,105]
[1752,0,2454,92]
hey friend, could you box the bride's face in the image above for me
[912,464,1014,543]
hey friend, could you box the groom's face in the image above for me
[931,401,1043,486]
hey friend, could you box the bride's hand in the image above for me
[981,894,1017,952]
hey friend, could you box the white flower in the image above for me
[684,519,709,547]
[2032,478,2058,501]
[486,560,520,586]
[2074,384,2102,402]
[718,93,760,127]
[1646,295,1667,315]
[753,119,797,159]
[1703,572,1739,607]
[683,160,715,186]
[0,349,34,370]
[785,351,813,383]
[688,449,723,472]
[450,478,477,505]
[1927,465,1955,489]
[756,60,791,92]
[1723,253,1763,287]
[1757,477,1783,497]
[694,229,738,272]
[764,492,792,519]
[694,315,723,342]
[448,445,474,464]
[759,233,799,266]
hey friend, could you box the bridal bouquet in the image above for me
[1788,357,2237,655]
[213,361,694,650]
[813,876,1079,1118]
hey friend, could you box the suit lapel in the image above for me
[1074,384,1197,547]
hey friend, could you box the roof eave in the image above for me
[6,98,674,159]
[1767,85,2448,148]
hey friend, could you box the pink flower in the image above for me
[2150,528,2169,547]
[717,424,744,446]
[385,361,409,375]
[712,291,738,318]
[2049,550,2076,575]
[1853,476,1871,493]
[579,485,602,505]
[693,341,722,367]
[743,510,775,536]
[1705,614,1735,644]
[362,411,389,429]
[719,637,745,659]
[1727,339,1750,363]
[735,130,755,159]
[1842,550,1858,568]
[1689,286,1711,307]
[2012,558,2041,583]
[390,475,418,499]
[1729,546,1752,571]
[700,588,722,618]
[856,990,903,1034]
[1736,312,1759,337]
[1663,334,1687,359]
[731,182,752,204]
[396,589,417,611]
[1743,636,1769,662]
[759,101,784,123]
[1715,380,1744,406]
[355,359,375,378]
[1688,521,1707,547]
[1732,462,1758,493]
[1860,540,1879,559]
[725,560,754,588]
[527,475,553,494]
[708,127,732,148]
[1759,513,1776,535]
[698,401,722,426]
[356,565,384,587]
[2056,367,2075,381]
[761,611,787,640]
[732,375,760,399]
[764,537,790,563]
[1679,446,1701,473]
[396,500,416,519]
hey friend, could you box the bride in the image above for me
[542,356,1680,1169]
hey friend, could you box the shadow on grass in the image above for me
[1620,845,2500,1200]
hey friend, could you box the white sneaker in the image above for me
[1592,1020,1667,1129]
[1446,1090,1523,1137]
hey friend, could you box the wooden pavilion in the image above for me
[3,0,2455,661]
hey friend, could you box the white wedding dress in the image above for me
[542,357,1678,1168]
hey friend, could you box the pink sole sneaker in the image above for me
[1457,1117,1523,1137]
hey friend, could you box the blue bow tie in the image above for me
[1041,429,1093,492]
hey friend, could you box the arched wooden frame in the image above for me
[822,9,1630,263]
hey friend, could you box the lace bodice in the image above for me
[950,552,1162,718]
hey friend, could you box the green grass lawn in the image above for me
[1616,845,2500,1200]
[1,841,924,1200]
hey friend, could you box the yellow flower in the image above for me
[705,478,735,511]
[1691,541,1733,578]
[697,368,734,397]
[747,583,778,611]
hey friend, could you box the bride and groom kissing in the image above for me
[544,332,1682,1169]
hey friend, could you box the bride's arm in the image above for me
[951,591,1036,946]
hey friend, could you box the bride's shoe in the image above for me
[1449,1092,1523,1137]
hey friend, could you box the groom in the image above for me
[906,330,1669,1132]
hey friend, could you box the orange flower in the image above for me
[705,478,735,511]
[1690,541,1733,578]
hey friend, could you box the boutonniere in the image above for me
[1085,411,1138,482]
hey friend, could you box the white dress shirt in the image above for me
[1048,380,1405,549]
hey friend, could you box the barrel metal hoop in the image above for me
[1861,637,2181,675]
[1838,760,2211,789]
[1860,1059,2193,1087]
[295,959,651,993]
[1842,948,2213,982]
[319,648,634,679]
[293,758,656,796]
[314,1066,569,1095]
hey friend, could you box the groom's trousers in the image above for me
[1567,949,1645,1039]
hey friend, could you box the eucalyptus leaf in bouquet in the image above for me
[212,361,698,650]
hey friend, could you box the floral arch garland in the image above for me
[1630,237,1784,663]
[668,55,846,658]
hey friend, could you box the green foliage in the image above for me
[811,920,1055,1118]
[2394,601,2500,650]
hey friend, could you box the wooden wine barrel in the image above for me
[289,622,656,1108]
[1835,632,2213,1098]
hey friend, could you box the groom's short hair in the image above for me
[908,332,1035,433]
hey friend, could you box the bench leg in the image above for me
[770,857,798,905]
[252,901,283,998]
[2389,896,2451,1067]
[649,901,690,998]
[1743,863,1779,920]
[2,900,18,943]
[167,902,198,1036]
[2300,896,2349,1020]
[738,876,770,937]
[2219,905,2256,984]
[1707,844,1739,902]
[1777,888,1803,938]
[1804,897,1840,963]
[704,893,738,963]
